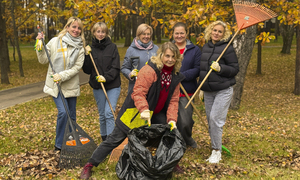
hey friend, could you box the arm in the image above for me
[121,48,134,80]
[103,45,121,83]
[181,47,201,81]
[82,54,92,75]
[218,45,239,78]
[166,84,180,123]
[59,48,85,82]
[131,65,157,113]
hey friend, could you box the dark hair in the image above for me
[172,22,187,33]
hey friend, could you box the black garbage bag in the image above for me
[116,124,186,180]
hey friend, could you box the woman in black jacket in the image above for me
[83,22,121,141]
[199,20,239,164]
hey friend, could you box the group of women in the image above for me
[35,17,239,180]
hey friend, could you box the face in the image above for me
[162,49,176,67]
[94,27,106,41]
[173,26,187,44]
[139,29,151,44]
[67,21,82,37]
[211,24,225,44]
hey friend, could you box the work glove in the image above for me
[34,39,43,52]
[168,120,177,131]
[210,61,221,72]
[140,109,151,127]
[52,73,61,82]
[96,75,106,83]
[85,45,91,55]
[129,69,139,78]
[199,90,204,102]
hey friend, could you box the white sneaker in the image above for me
[206,150,222,163]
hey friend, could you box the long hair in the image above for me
[91,22,111,39]
[204,20,231,42]
[150,42,182,74]
[136,23,153,40]
[58,17,86,47]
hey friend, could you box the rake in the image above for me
[180,84,231,157]
[37,26,97,169]
[185,0,277,108]
[88,53,116,120]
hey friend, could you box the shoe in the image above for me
[54,146,61,152]
[173,164,184,174]
[206,150,222,163]
[188,139,197,149]
[80,162,93,179]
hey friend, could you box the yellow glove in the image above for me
[130,69,139,78]
[96,75,106,83]
[168,120,177,131]
[52,73,61,82]
[34,39,43,52]
[210,61,221,72]
[199,90,204,102]
[140,109,151,127]
[85,45,91,55]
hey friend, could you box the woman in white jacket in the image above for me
[35,17,86,151]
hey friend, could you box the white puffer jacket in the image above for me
[36,37,85,98]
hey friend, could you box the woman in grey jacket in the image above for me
[121,23,159,93]
[35,17,86,151]
[199,20,239,164]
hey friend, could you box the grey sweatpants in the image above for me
[204,86,233,151]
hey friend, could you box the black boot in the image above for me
[101,135,107,141]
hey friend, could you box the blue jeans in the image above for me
[93,87,121,136]
[53,93,77,149]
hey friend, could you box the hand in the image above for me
[96,75,106,83]
[199,90,204,102]
[36,32,44,40]
[52,73,61,82]
[140,109,151,127]
[210,61,221,72]
[85,45,91,55]
[168,120,177,131]
[129,69,139,78]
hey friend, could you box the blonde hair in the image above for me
[136,23,153,40]
[91,22,111,39]
[204,20,231,42]
[58,17,86,47]
[150,42,182,74]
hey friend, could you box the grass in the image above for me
[0,37,300,179]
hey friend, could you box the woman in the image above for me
[35,17,86,151]
[80,42,184,180]
[83,22,121,141]
[199,20,239,163]
[172,22,201,149]
[121,23,159,93]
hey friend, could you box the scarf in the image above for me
[134,38,153,50]
[92,37,107,50]
[53,32,83,73]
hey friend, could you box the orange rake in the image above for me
[185,0,277,109]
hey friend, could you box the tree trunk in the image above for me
[132,1,137,38]
[10,38,16,62]
[124,16,131,47]
[230,25,257,110]
[294,24,300,95]
[256,40,262,74]
[274,18,280,42]
[12,0,24,77]
[0,0,10,84]
[280,24,294,54]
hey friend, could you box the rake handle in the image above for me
[88,53,117,120]
[185,28,241,109]
[180,84,208,129]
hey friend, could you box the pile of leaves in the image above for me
[0,149,61,179]
[184,162,248,179]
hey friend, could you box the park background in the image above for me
[0,0,300,179]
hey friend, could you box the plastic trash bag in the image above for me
[116,124,186,180]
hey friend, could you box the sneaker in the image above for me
[206,150,222,164]
[173,164,184,174]
[80,162,93,179]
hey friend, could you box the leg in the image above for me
[88,126,127,166]
[177,97,196,147]
[104,87,121,135]
[93,89,106,136]
[66,97,77,121]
